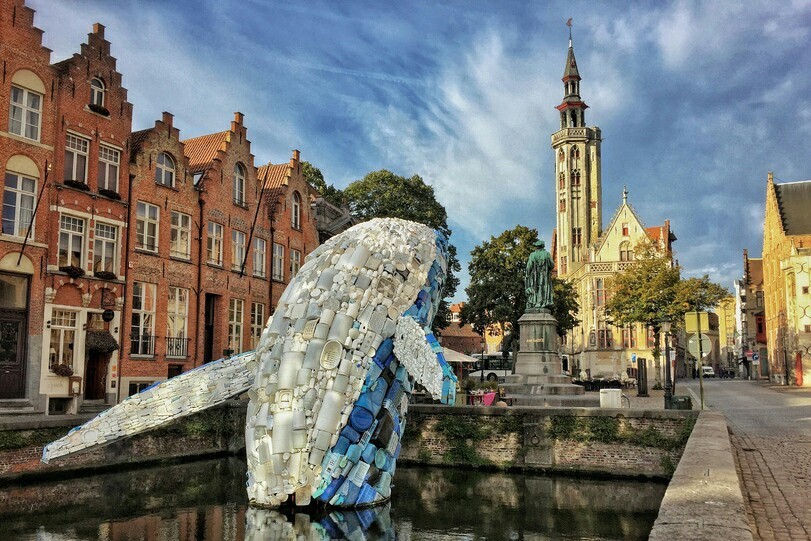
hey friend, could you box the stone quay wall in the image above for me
[1,402,696,482]
[401,405,698,478]
[0,402,246,481]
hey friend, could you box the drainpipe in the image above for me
[195,197,205,368]
[118,173,135,404]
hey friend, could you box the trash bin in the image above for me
[599,388,622,408]
[671,395,692,410]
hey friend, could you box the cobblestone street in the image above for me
[682,379,811,541]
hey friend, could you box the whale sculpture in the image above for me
[43,217,457,508]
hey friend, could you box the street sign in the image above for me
[687,333,712,358]
[631,353,637,364]
[685,311,710,334]
[752,353,759,361]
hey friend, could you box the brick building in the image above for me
[0,0,321,412]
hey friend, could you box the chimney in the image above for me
[162,111,173,130]
[92,23,105,38]
[234,111,244,125]
[291,149,300,172]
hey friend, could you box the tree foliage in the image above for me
[461,226,580,355]
[343,170,460,332]
[605,239,729,330]
[301,161,346,208]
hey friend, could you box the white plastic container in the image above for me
[315,390,344,432]
[599,388,622,408]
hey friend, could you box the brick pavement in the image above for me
[682,380,811,541]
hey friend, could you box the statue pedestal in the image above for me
[503,309,599,407]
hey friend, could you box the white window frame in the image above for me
[64,133,90,183]
[166,286,189,358]
[170,211,192,260]
[253,238,267,278]
[250,302,265,350]
[97,145,120,192]
[90,78,105,107]
[290,248,301,276]
[9,84,42,141]
[58,215,85,268]
[292,191,301,229]
[232,230,246,271]
[49,309,78,369]
[272,242,284,281]
[2,171,36,238]
[207,222,223,265]
[234,163,246,206]
[131,282,156,356]
[228,298,244,354]
[93,222,118,274]
[135,202,159,253]
[155,152,175,187]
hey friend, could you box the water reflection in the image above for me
[0,457,665,540]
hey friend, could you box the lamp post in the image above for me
[480,338,486,383]
[662,317,673,410]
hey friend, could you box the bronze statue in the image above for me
[526,239,554,311]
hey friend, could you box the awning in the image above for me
[442,348,478,364]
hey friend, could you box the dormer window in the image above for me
[90,78,105,107]
[155,152,175,187]
[292,191,301,229]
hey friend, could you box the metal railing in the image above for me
[130,333,156,356]
[166,336,191,358]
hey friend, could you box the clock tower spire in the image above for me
[551,28,602,277]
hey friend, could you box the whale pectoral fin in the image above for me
[393,316,457,405]
[42,351,258,464]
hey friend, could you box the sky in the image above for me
[28,0,811,301]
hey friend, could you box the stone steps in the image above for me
[0,399,36,415]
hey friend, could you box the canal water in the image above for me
[0,457,665,540]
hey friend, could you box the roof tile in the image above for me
[182,131,229,173]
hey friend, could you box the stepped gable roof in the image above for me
[257,163,292,207]
[774,180,811,236]
[646,223,677,244]
[182,131,229,173]
[129,128,152,156]
[746,257,763,288]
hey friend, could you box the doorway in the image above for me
[0,273,29,399]
[204,294,217,363]
[84,350,110,400]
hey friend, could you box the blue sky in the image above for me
[29,0,811,300]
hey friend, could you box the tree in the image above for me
[461,226,580,356]
[605,239,729,365]
[301,161,346,208]
[343,170,460,332]
[605,239,728,329]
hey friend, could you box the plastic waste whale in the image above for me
[43,217,456,508]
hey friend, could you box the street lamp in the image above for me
[661,317,673,410]
[480,338,486,383]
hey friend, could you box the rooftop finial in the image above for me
[622,185,628,203]
[566,17,573,46]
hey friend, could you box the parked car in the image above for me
[701,365,715,378]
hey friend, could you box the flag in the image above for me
[566,18,572,27]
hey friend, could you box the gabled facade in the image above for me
[0,0,56,407]
[735,249,768,378]
[762,172,811,386]
[550,37,677,383]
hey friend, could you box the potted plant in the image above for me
[64,179,90,191]
[93,270,117,281]
[98,188,121,200]
[88,103,110,116]
[59,265,85,279]
[51,364,74,377]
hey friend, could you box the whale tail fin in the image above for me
[393,316,457,405]
[42,351,257,464]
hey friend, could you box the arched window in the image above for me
[90,78,105,107]
[619,241,633,262]
[155,152,175,187]
[233,163,246,205]
[571,170,581,187]
[9,70,45,141]
[291,192,301,229]
[559,172,565,188]
[558,149,565,162]
[2,156,37,238]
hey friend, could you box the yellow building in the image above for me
[715,296,737,371]
[762,173,811,385]
[552,37,675,382]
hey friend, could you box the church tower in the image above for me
[551,33,601,277]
